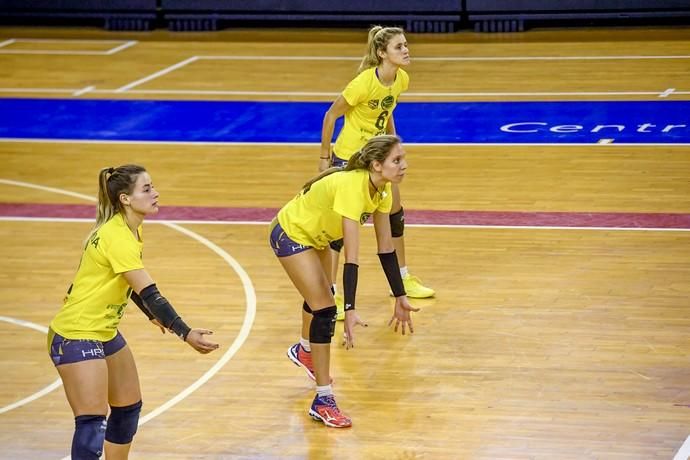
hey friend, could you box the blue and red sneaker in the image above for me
[287,343,316,381]
[309,394,352,428]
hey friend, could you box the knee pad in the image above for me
[390,208,405,238]
[105,400,142,445]
[309,306,337,344]
[302,301,312,314]
[72,415,106,460]
[329,238,344,253]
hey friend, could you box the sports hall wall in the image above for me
[0,0,689,32]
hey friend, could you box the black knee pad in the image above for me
[105,400,142,445]
[72,414,106,460]
[329,238,344,253]
[390,208,405,238]
[309,306,337,344]
[302,301,312,314]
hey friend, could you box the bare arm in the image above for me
[123,268,155,294]
[342,216,360,264]
[386,113,397,135]
[123,269,219,353]
[373,212,420,335]
[372,211,394,253]
[341,216,367,348]
[320,95,353,170]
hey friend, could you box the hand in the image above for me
[318,157,330,172]
[150,318,165,334]
[342,310,368,350]
[388,296,420,336]
[184,329,220,354]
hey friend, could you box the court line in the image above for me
[196,54,690,61]
[113,53,690,92]
[1,138,689,147]
[0,316,63,415]
[674,435,690,460]
[0,180,256,448]
[115,56,199,92]
[109,89,690,98]
[3,217,689,233]
[0,86,686,98]
[0,39,138,55]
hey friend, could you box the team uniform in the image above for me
[269,168,393,256]
[332,67,409,166]
[48,213,143,365]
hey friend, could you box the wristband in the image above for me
[343,263,359,311]
[130,291,154,320]
[377,251,406,297]
[140,284,191,340]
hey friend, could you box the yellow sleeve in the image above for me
[341,73,368,107]
[378,184,393,214]
[102,232,144,274]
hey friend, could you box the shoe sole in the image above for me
[286,347,316,381]
[308,409,352,428]
[389,291,435,299]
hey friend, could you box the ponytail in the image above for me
[301,135,401,192]
[357,25,405,74]
[87,164,146,242]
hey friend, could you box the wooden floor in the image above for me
[0,25,689,459]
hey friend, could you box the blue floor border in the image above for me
[1,98,688,144]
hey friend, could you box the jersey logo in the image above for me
[89,234,100,249]
[368,99,379,109]
[360,212,372,225]
[381,95,395,110]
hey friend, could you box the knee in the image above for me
[105,400,142,445]
[72,415,107,460]
[390,208,405,238]
[309,306,337,344]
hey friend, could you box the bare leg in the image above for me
[278,248,335,387]
[391,182,407,267]
[104,345,142,460]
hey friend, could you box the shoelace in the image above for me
[320,395,338,409]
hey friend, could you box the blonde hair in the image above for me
[357,25,405,74]
[87,164,146,241]
[302,135,401,192]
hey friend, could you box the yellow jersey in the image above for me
[277,169,393,250]
[50,213,144,341]
[333,67,409,160]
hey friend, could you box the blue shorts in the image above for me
[331,153,348,168]
[48,329,127,366]
[269,219,311,257]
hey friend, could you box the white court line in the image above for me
[72,86,95,97]
[105,40,138,55]
[0,180,255,456]
[0,316,63,414]
[660,88,676,98]
[2,216,689,233]
[0,84,688,98]
[10,38,134,43]
[675,435,690,460]
[0,39,137,55]
[0,86,687,98]
[113,53,690,93]
[196,54,690,61]
[1,138,689,147]
[0,50,126,56]
[115,56,199,92]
